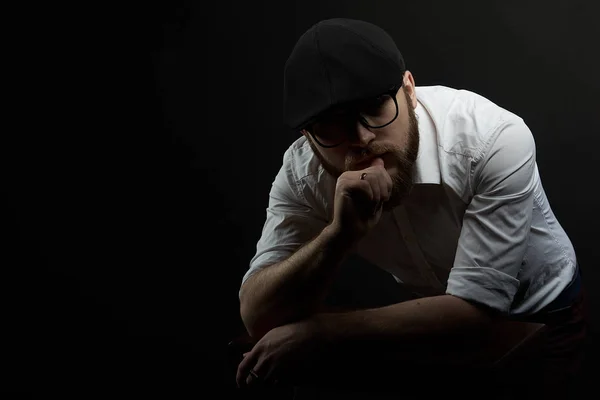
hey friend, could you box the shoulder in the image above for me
[277,136,326,192]
[276,136,336,217]
[417,86,521,144]
[415,86,531,200]
[416,85,524,152]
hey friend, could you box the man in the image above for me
[236,18,587,397]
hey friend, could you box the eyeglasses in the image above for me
[305,83,402,148]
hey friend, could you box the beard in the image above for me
[308,89,420,211]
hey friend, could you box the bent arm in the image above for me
[240,224,357,339]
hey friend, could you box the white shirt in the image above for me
[241,85,577,316]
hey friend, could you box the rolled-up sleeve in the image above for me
[240,149,329,296]
[446,118,536,314]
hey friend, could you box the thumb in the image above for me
[370,157,384,168]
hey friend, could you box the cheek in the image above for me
[394,121,411,147]
[327,149,347,165]
[316,150,345,172]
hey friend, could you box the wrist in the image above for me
[322,223,361,251]
[310,312,339,346]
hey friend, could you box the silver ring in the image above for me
[249,369,260,380]
[360,172,367,180]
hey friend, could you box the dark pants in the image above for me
[294,265,589,399]
[234,260,589,399]
[507,269,589,399]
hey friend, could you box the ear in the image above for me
[403,70,418,108]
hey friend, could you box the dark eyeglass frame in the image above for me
[304,82,403,148]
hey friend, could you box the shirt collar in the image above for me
[412,100,441,185]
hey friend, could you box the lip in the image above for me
[354,153,386,170]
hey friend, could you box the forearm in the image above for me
[315,294,495,364]
[240,224,357,339]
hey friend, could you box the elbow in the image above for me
[239,272,283,340]
[240,292,297,340]
[239,287,270,340]
[240,301,271,340]
[239,278,261,339]
[240,300,258,338]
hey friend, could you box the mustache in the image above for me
[344,145,416,171]
[345,145,394,170]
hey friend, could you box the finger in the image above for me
[347,180,374,213]
[380,161,393,200]
[384,172,393,200]
[369,157,387,204]
[377,170,392,203]
[370,159,392,202]
[369,157,385,169]
[245,369,259,386]
[345,178,373,200]
[247,358,277,387]
[246,357,270,386]
[236,347,259,388]
[362,171,381,206]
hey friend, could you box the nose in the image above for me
[347,119,376,147]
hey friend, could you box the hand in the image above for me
[235,319,325,388]
[331,157,393,241]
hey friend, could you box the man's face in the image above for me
[302,72,420,211]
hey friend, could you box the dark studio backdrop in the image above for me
[4,0,599,397]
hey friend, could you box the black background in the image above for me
[4,0,599,397]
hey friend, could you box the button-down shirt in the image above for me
[241,85,577,315]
